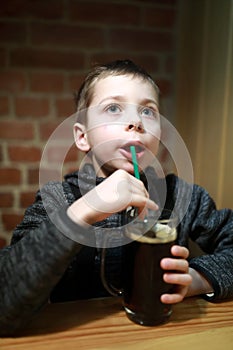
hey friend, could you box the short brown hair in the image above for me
[74,59,159,116]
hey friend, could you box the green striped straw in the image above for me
[130,145,140,180]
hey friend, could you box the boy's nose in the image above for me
[126,121,144,133]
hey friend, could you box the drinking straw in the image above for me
[130,145,140,180]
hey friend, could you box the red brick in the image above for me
[46,144,78,163]
[128,56,159,74]
[30,23,104,49]
[109,29,172,52]
[8,145,41,162]
[68,73,87,93]
[0,21,27,43]
[14,97,49,117]
[39,121,60,140]
[0,192,14,208]
[0,71,27,93]
[20,191,36,208]
[0,96,9,115]
[0,238,7,248]
[64,164,80,175]
[69,1,140,26]
[144,9,176,28]
[65,143,79,162]
[39,121,73,141]
[55,97,76,118]
[30,72,65,93]
[0,168,21,185]
[42,146,60,165]
[0,121,34,140]
[0,0,63,19]
[2,212,24,231]
[156,79,172,96]
[27,168,39,185]
[36,168,61,184]
[10,48,85,70]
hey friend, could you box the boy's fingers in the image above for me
[160,293,185,304]
[163,272,192,285]
[171,245,189,259]
[160,258,189,272]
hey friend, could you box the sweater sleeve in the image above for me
[178,181,233,301]
[0,182,93,336]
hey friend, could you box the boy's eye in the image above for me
[106,104,121,114]
[140,107,158,119]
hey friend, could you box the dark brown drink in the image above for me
[123,224,177,326]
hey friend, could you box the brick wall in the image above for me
[0,0,178,247]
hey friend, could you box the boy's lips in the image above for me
[119,141,145,160]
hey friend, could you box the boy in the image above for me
[0,59,233,336]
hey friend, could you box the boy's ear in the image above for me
[73,122,91,152]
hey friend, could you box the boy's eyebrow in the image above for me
[99,96,159,108]
[98,95,127,104]
[140,98,159,108]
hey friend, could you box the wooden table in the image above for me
[1,297,233,350]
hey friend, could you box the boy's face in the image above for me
[74,75,161,177]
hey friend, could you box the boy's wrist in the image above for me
[186,267,214,297]
[67,198,102,227]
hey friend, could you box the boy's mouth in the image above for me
[123,144,144,153]
[120,142,145,159]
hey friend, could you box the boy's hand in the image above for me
[160,245,192,304]
[67,169,158,226]
[160,245,214,302]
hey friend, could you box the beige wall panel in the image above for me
[175,0,233,208]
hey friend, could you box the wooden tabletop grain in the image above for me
[1,296,233,350]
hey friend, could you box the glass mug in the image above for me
[101,209,178,326]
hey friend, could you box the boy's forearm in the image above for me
[0,215,81,336]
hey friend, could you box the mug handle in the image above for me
[100,206,136,297]
[100,247,123,297]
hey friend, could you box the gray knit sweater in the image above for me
[1,164,233,336]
